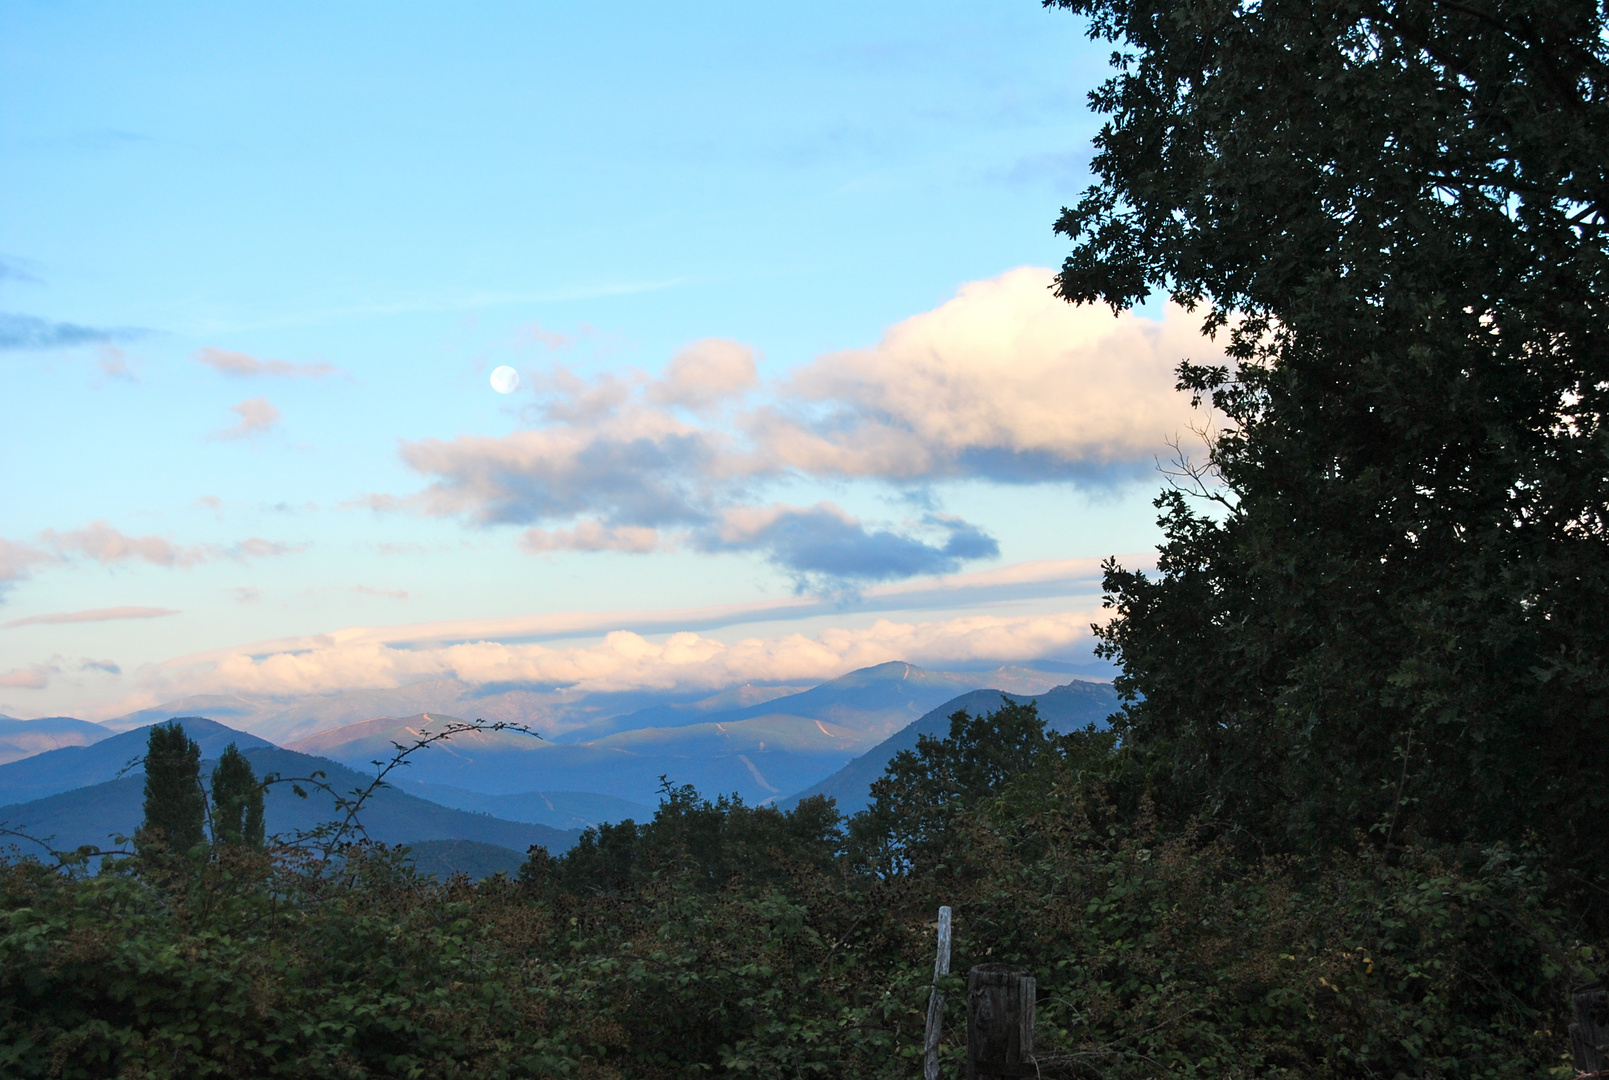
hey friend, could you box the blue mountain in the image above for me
[781,679,1121,815]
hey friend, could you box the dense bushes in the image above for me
[1,702,1593,1078]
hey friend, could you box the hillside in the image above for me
[395,781,653,830]
[0,716,113,766]
[0,743,579,857]
[781,679,1121,814]
[0,717,273,805]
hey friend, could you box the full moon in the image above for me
[489,366,520,394]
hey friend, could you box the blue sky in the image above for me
[0,2,1218,720]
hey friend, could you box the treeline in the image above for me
[0,704,1591,1077]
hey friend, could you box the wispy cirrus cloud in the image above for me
[0,312,151,351]
[4,605,180,628]
[366,268,1217,588]
[195,347,340,378]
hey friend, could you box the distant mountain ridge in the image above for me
[0,717,273,805]
[0,716,113,766]
[0,740,580,858]
[274,663,1022,803]
[781,679,1122,815]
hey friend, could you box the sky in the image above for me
[0,2,1222,722]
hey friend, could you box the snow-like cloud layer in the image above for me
[146,608,1100,702]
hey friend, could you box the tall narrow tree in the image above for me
[210,743,265,848]
[140,722,206,854]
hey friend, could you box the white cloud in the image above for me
[141,608,1101,703]
[764,266,1210,480]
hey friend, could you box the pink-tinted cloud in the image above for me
[0,666,51,689]
[0,539,57,591]
[646,338,758,413]
[520,521,665,554]
[41,521,212,567]
[196,347,338,378]
[212,397,282,440]
[4,605,179,628]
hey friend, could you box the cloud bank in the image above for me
[196,348,339,378]
[385,268,1216,587]
[145,608,1101,705]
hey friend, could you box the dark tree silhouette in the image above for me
[209,743,264,848]
[139,722,206,854]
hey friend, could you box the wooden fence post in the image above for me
[1572,983,1609,1075]
[923,906,952,1080]
[966,964,1035,1079]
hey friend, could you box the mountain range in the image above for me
[0,661,1121,876]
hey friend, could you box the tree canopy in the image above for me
[1050,0,1609,908]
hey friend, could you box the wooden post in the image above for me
[1572,983,1609,1075]
[966,964,1035,1080]
[923,906,952,1080]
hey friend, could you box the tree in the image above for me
[140,721,206,854]
[1049,0,1609,895]
[209,743,264,848]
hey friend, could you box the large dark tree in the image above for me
[140,722,206,854]
[1050,0,1609,888]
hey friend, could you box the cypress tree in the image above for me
[210,743,265,848]
[140,721,206,854]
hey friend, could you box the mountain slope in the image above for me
[395,781,654,830]
[0,744,579,856]
[781,680,1121,815]
[0,716,113,766]
[0,717,273,805]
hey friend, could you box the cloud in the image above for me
[764,267,1210,482]
[377,268,1215,586]
[0,312,150,351]
[646,338,758,413]
[0,667,50,690]
[4,606,179,628]
[350,586,409,600]
[231,537,305,560]
[19,523,302,580]
[41,522,212,567]
[142,606,1102,705]
[0,539,57,594]
[80,659,121,675]
[97,345,137,380]
[195,348,338,378]
[521,521,665,554]
[696,503,998,584]
[232,587,262,604]
[212,397,282,440]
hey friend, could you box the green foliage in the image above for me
[207,743,264,849]
[539,779,844,897]
[2,700,1591,1077]
[1048,0,1609,907]
[139,722,205,856]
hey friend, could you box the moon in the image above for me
[489,366,520,394]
